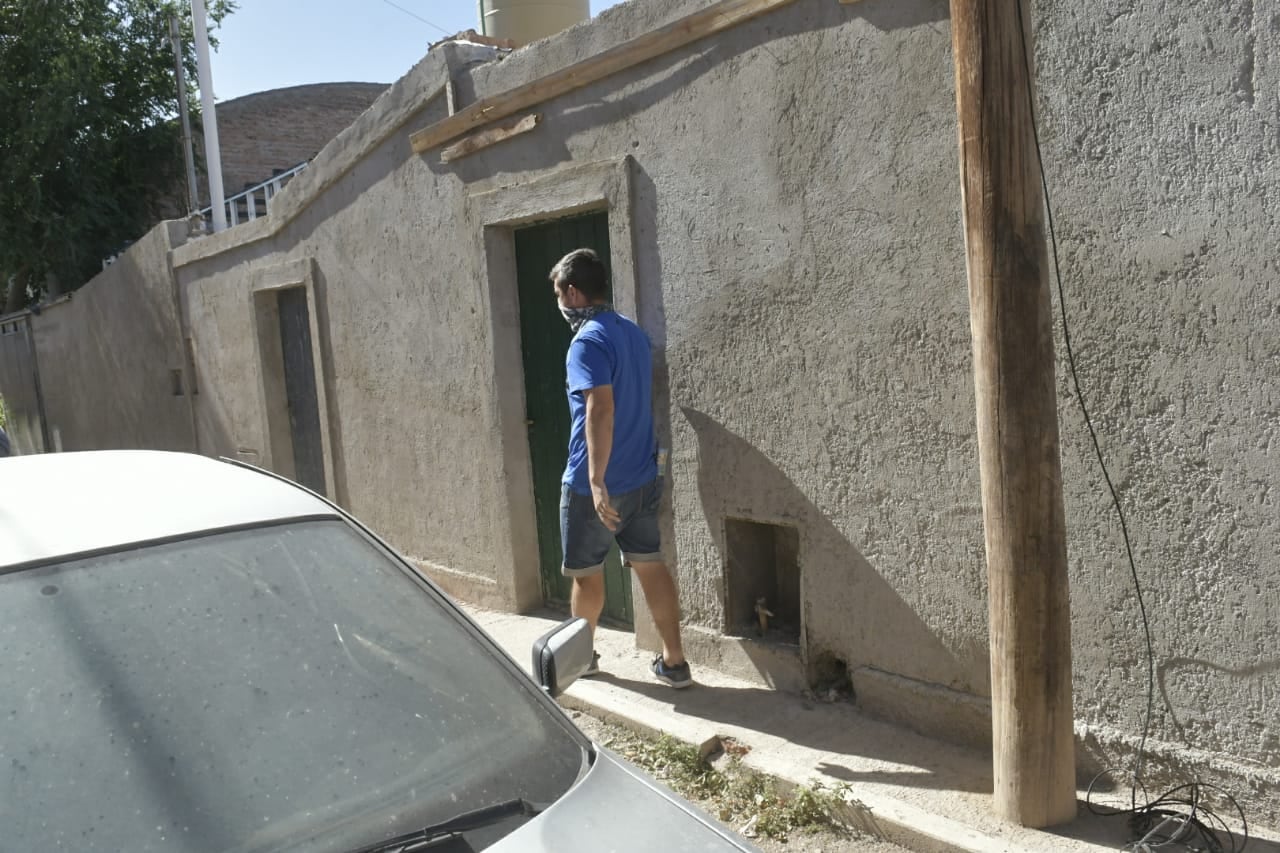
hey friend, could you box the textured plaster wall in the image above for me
[176,46,515,602]
[1031,0,1280,797]
[458,0,985,688]
[23,222,194,454]
[449,0,1280,812]
[165,0,1277,818]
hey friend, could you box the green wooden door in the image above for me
[514,213,634,626]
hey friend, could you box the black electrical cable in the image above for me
[1085,776,1251,853]
[1010,0,1155,802]
[378,0,452,36]
[1009,3,1251,851]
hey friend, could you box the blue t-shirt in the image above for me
[563,311,658,496]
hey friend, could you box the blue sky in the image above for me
[209,0,624,101]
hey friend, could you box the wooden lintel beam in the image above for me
[440,113,541,163]
[411,0,837,154]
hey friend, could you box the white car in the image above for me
[0,451,757,853]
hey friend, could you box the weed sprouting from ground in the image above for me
[598,728,852,842]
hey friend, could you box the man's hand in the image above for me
[591,481,621,531]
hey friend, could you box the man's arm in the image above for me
[583,384,620,530]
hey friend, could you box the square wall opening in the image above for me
[725,518,801,644]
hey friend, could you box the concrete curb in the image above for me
[464,606,1276,853]
[558,688,1047,853]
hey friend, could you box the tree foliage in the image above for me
[0,0,234,311]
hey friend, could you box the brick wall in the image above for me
[197,82,389,200]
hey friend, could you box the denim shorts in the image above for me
[560,478,663,577]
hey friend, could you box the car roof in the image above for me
[0,451,338,568]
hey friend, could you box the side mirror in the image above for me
[532,617,593,697]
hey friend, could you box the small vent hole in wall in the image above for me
[808,650,854,702]
[724,518,800,645]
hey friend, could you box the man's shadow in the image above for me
[677,407,987,696]
[591,669,990,795]
[571,407,996,797]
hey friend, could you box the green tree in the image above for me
[0,0,234,312]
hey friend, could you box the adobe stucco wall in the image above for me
[174,45,518,607]
[1033,0,1279,807]
[167,0,1277,821]
[0,314,44,455]
[23,222,195,454]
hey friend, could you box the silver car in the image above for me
[0,451,756,853]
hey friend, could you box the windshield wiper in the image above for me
[349,798,544,853]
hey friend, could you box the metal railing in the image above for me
[99,160,311,270]
[199,160,310,229]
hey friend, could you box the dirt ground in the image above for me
[753,835,906,853]
[571,711,907,853]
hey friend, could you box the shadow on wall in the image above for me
[679,407,981,694]
[630,163,681,610]
[1158,656,1280,765]
[306,267,351,508]
[28,243,195,454]
[596,670,991,795]
[857,0,949,32]
[438,0,951,184]
[188,348,239,464]
[604,655,1280,852]
[185,264,350,509]
[182,279,248,466]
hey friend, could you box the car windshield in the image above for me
[0,520,588,852]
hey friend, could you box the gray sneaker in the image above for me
[582,651,601,677]
[651,654,692,689]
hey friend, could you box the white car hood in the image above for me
[489,746,757,852]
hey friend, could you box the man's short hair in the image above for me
[550,248,608,301]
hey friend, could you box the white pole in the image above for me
[191,0,226,232]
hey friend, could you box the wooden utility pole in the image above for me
[169,16,200,215]
[949,0,1077,828]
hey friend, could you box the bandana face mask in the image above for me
[559,303,612,333]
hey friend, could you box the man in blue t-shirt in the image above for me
[550,248,691,688]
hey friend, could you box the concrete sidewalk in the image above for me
[465,605,1280,853]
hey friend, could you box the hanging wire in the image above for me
[1007,2,1251,850]
[378,0,452,36]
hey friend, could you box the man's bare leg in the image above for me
[571,573,606,637]
[631,560,685,665]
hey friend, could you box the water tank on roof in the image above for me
[478,0,589,47]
